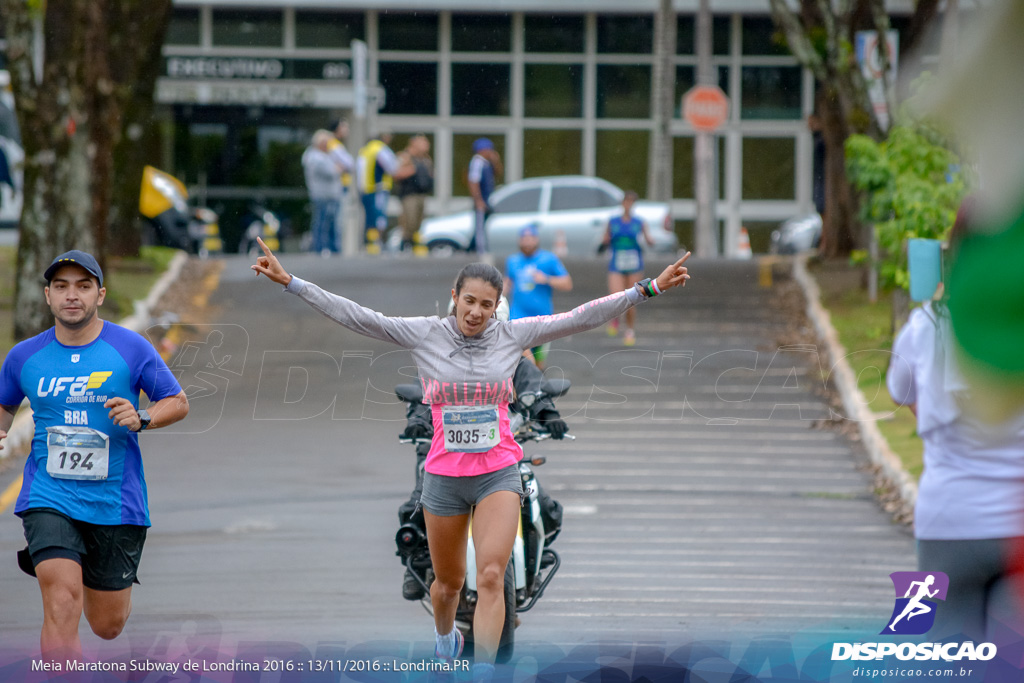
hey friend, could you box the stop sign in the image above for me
[683,85,730,132]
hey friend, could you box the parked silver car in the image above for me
[419,176,678,257]
[770,212,822,254]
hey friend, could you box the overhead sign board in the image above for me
[155,79,384,109]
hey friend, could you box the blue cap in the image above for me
[519,222,539,238]
[472,137,494,153]
[44,250,104,287]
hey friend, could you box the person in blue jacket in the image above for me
[0,251,189,662]
[504,223,573,368]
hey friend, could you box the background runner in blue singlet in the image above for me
[602,191,654,345]
[0,250,189,662]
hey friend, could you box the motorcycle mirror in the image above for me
[530,456,547,466]
[520,394,536,408]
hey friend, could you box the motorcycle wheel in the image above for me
[465,559,516,664]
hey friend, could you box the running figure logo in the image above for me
[881,571,949,635]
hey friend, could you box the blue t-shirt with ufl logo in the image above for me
[0,321,182,526]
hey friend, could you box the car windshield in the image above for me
[549,185,619,211]
[492,187,541,214]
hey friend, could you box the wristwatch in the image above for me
[137,409,152,431]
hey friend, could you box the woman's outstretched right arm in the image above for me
[251,237,430,348]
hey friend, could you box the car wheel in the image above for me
[427,239,462,257]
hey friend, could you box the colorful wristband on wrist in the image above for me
[635,278,659,299]
[650,278,663,296]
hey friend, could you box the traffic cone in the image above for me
[554,230,568,258]
[736,227,753,260]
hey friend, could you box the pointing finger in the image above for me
[257,236,275,260]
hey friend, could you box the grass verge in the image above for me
[812,260,924,479]
[0,245,178,359]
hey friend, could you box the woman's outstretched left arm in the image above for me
[509,252,691,349]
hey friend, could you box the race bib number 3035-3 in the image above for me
[46,426,110,481]
[441,405,501,454]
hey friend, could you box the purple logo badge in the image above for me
[881,572,949,635]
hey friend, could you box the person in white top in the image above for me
[887,208,1024,640]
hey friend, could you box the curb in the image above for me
[0,251,190,461]
[791,254,918,510]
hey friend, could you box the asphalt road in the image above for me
[0,252,915,672]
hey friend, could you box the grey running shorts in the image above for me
[420,464,524,517]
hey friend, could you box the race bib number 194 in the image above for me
[46,426,110,481]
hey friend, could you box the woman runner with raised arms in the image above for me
[251,238,690,680]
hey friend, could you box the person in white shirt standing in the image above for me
[302,130,344,256]
[887,207,1024,641]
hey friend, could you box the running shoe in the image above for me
[435,627,464,662]
[607,319,620,337]
[624,329,636,346]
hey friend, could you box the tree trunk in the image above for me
[817,87,858,257]
[106,0,174,258]
[2,0,174,339]
[768,0,940,259]
[647,0,675,203]
[2,0,96,340]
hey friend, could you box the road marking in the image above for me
[0,475,22,514]
[562,504,598,515]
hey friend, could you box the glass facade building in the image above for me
[158,1,907,252]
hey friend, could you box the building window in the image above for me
[523,129,582,177]
[452,63,510,117]
[524,15,585,53]
[596,65,651,119]
[379,62,438,115]
[211,9,283,48]
[167,8,200,46]
[677,16,694,54]
[741,66,802,119]
[679,15,731,55]
[714,16,731,55]
[597,15,653,54]
[452,13,511,53]
[672,136,727,200]
[596,130,649,196]
[672,137,695,200]
[524,64,583,118]
[452,134,505,197]
[743,137,796,200]
[742,16,789,56]
[378,12,438,52]
[295,11,364,49]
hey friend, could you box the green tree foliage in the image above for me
[845,121,967,290]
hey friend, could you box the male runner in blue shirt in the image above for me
[503,223,573,368]
[0,250,189,661]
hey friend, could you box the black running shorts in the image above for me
[19,507,147,591]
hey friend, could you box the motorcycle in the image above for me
[393,377,571,663]
[237,203,282,258]
[139,165,222,258]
